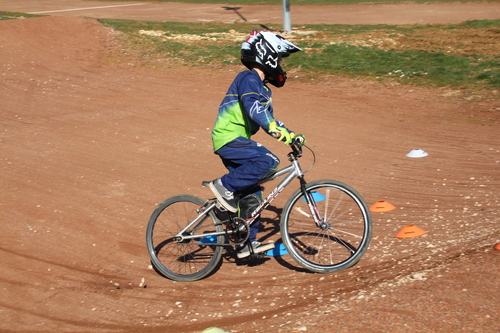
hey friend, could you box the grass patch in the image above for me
[100,18,500,89]
[289,43,499,87]
[99,20,250,65]
[0,11,44,20]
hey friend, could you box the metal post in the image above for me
[282,0,291,34]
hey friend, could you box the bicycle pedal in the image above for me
[249,253,266,259]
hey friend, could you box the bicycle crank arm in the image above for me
[176,230,225,242]
[176,229,245,246]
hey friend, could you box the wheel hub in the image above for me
[175,233,192,244]
[319,221,331,231]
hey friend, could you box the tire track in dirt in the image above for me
[1,14,499,333]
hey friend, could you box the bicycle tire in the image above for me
[146,194,224,282]
[281,180,372,273]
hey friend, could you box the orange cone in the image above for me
[396,225,427,239]
[494,243,500,251]
[370,201,396,212]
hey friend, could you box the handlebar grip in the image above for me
[293,134,305,146]
[294,136,305,144]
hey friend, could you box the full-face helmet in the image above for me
[241,31,302,87]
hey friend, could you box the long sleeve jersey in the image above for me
[211,69,289,151]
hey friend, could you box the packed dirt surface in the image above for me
[1,3,500,333]
[1,0,500,25]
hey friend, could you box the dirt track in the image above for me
[1,2,499,332]
[2,0,500,24]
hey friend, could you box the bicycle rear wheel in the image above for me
[146,195,224,282]
[281,180,372,273]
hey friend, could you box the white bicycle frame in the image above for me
[175,150,322,243]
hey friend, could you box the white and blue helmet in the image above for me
[241,31,302,87]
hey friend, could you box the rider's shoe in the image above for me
[237,241,274,259]
[208,178,237,213]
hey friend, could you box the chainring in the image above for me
[226,217,249,244]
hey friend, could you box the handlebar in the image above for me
[270,131,305,156]
[271,132,314,172]
[290,136,304,158]
[269,131,305,159]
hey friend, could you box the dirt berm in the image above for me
[1,14,499,332]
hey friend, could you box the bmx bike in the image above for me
[146,137,372,282]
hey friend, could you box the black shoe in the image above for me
[208,178,237,213]
[237,241,274,259]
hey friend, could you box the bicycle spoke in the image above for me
[146,195,223,282]
[281,181,372,273]
[329,225,364,239]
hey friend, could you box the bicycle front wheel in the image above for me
[146,195,224,282]
[281,180,372,273]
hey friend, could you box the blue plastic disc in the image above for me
[301,191,326,202]
[199,236,218,244]
[264,242,288,256]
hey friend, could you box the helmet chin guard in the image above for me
[241,31,301,87]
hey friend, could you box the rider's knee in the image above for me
[264,152,280,171]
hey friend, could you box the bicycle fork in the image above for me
[298,176,325,227]
[289,156,325,227]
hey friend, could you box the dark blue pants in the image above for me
[215,137,280,241]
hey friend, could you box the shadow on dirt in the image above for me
[222,6,271,30]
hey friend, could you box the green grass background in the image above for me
[99,18,500,89]
[1,7,498,90]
